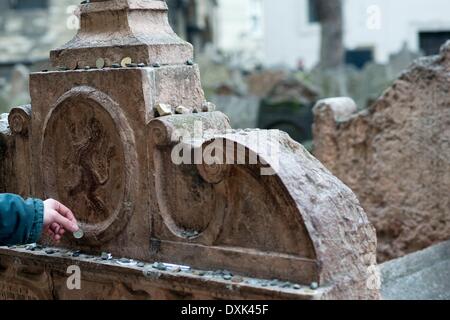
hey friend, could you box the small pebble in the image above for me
[137,63,146,67]
[223,275,232,281]
[310,282,319,290]
[152,262,167,271]
[202,102,216,112]
[155,103,173,117]
[26,244,36,251]
[137,262,145,268]
[101,252,112,260]
[175,106,190,114]
[293,284,301,290]
[152,62,161,68]
[269,280,280,287]
[45,249,55,255]
[112,63,121,68]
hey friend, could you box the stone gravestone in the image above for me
[313,41,450,261]
[0,0,379,300]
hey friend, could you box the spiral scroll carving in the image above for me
[8,105,31,136]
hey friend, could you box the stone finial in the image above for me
[50,0,193,68]
[313,97,358,122]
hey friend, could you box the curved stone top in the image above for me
[50,0,193,68]
[146,113,380,298]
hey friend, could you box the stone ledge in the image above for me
[0,246,329,300]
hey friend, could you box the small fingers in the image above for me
[50,222,60,234]
[55,201,77,224]
[52,211,78,232]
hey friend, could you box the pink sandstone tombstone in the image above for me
[313,42,450,261]
[0,0,379,299]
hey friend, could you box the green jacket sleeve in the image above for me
[0,193,44,246]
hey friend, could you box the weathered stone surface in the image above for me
[148,125,380,299]
[1,105,32,196]
[0,246,330,300]
[0,0,380,300]
[50,0,193,68]
[381,240,450,300]
[0,113,13,193]
[313,42,450,261]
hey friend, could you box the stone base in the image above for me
[0,246,328,300]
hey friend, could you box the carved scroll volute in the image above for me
[196,160,230,185]
[8,105,31,137]
[149,112,231,244]
[7,105,32,196]
[149,119,379,297]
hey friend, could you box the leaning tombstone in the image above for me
[313,41,450,262]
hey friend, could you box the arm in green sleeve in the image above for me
[0,193,44,246]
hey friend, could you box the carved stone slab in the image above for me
[0,0,380,300]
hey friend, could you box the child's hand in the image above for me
[43,199,79,242]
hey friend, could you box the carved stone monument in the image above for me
[0,0,379,300]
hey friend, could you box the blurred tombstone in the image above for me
[313,41,450,261]
[210,94,260,129]
[10,64,29,98]
[387,42,422,78]
[258,77,319,143]
[247,70,286,97]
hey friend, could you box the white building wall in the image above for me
[262,0,450,69]
[216,0,264,62]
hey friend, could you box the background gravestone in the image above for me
[313,41,450,261]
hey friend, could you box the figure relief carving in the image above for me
[64,112,117,222]
[41,87,138,242]
[47,100,122,224]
